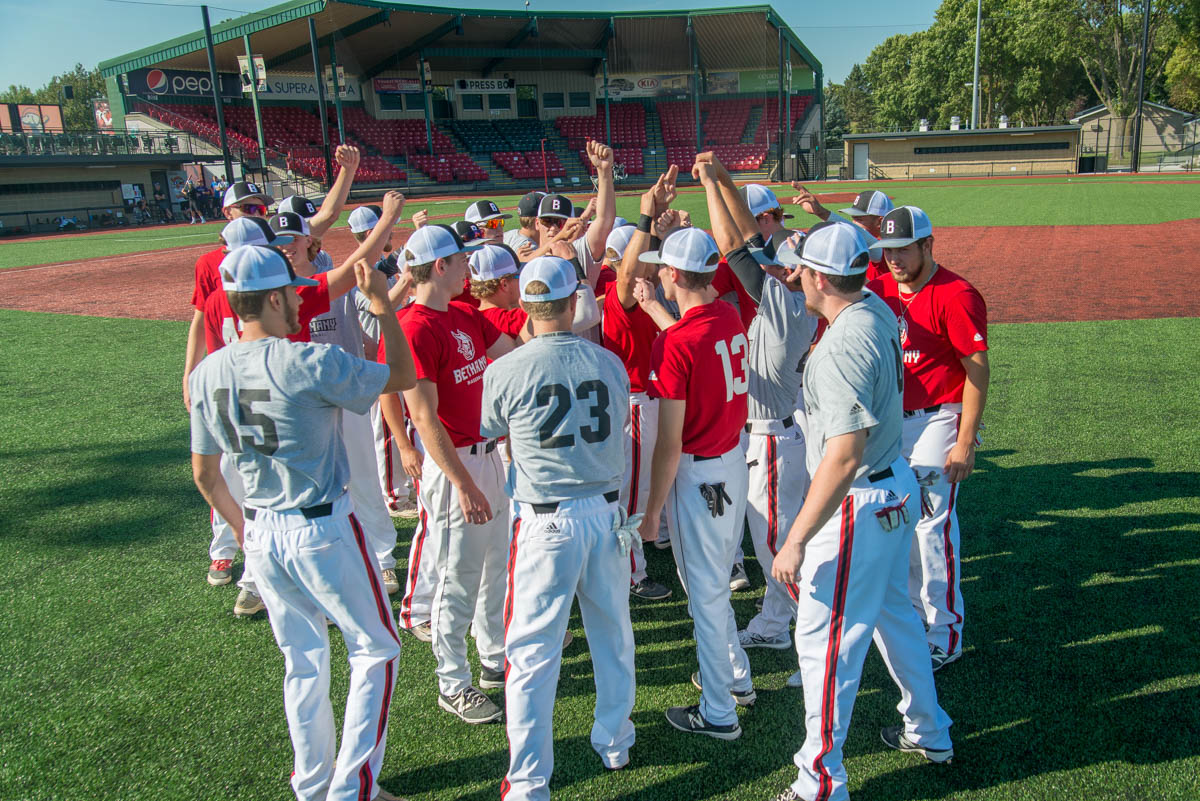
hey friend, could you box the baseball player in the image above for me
[464,199,511,242]
[481,255,635,798]
[633,225,753,740]
[692,154,819,649]
[189,245,414,801]
[377,224,517,724]
[869,206,989,670]
[791,185,894,281]
[769,221,952,801]
[502,191,544,261]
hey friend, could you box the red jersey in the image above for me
[648,300,748,457]
[594,266,617,300]
[602,289,660,395]
[867,265,988,409]
[711,258,756,332]
[388,301,500,447]
[479,305,527,340]
[192,248,226,311]
[451,280,481,308]
[866,258,887,283]
[201,273,331,354]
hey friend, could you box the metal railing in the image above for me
[0,129,219,159]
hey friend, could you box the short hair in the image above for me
[226,288,271,320]
[673,268,716,291]
[406,258,434,284]
[521,279,571,319]
[470,277,504,299]
[604,246,622,263]
[823,271,867,294]
[520,215,536,230]
[352,230,369,243]
[759,207,784,223]
[306,237,322,263]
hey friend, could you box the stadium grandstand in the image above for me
[90,1,822,200]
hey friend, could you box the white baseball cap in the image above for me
[464,199,511,223]
[640,227,721,273]
[741,184,793,219]
[604,224,636,260]
[777,221,870,276]
[840,189,894,219]
[613,216,630,229]
[875,206,934,249]
[219,245,318,292]
[278,195,319,218]
[222,181,273,209]
[469,244,519,281]
[401,224,483,265]
[519,256,578,302]
[221,216,292,249]
[348,205,383,234]
[750,228,803,267]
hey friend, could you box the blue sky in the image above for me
[2,0,941,90]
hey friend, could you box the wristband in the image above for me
[637,214,654,233]
[649,235,661,250]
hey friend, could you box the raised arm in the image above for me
[309,145,360,238]
[615,165,677,310]
[585,141,616,261]
[325,190,405,300]
[356,260,415,394]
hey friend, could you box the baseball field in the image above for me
[1,173,1198,801]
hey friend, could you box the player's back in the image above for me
[482,332,629,504]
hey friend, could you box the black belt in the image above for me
[530,489,620,514]
[867,467,894,483]
[469,440,498,455]
[903,404,942,419]
[745,416,794,433]
[243,502,333,521]
[693,454,721,462]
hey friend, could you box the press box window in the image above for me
[543,92,564,109]
[405,93,426,111]
[461,94,484,111]
[569,92,591,108]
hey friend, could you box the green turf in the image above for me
[4,174,1199,270]
[1,309,1198,800]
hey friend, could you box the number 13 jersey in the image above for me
[481,332,630,505]
[648,300,749,458]
[189,337,390,510]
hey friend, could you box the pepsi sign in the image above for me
[127,68,241,98]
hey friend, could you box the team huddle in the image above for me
[184,142,989,801]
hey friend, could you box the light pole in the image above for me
[971,0,982,129]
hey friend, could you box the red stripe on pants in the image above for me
[943,483,961,654]
[627,402,641,581]
[811,496,855,801]
[766,435,780,555]
[399,484,427,628]
[502,516,521,680]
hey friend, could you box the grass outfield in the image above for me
[1,309,1198,800]
[3,174,1199,270]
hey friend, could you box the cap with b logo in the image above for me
[605,224,636,260]
[222,216,292,249]
[750,228,804,267]
[741,183,794,219]
[219,245,318,292]
[464,199,512,223]
[840,189,894,219]
[537,194,573,220]
[222,181,274,209]
[402,223,483,266]
[469,244,519,281]
[777,221,870,276]
[875,206,933,249]
[517,191,546,218]
[519,256,579,302]
[270,212,311,238]
[640,227,721,273]
[348,205,383,234]
[278,195,319,218]
[451,220,487,247]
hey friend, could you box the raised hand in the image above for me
[654,209,681,239]
[587,140,614,172]
[335,145,360,172]
[354,259,390,312]
[381,190,405,221]
[410,209,428,229]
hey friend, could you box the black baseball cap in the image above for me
[451,220,487,246]
[270,212,311,238]
[875,206,933,249]
[278,195,319,218]
[537,194,573,220]
[222,180,273,209]
[517,191,546,218]
[840,189,894,219]
[464,199,512,223]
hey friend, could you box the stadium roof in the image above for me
[99,1,821,82]
[842,125,1081,141]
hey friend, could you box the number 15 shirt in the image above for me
[648,300,749,458]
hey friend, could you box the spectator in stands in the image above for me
[153,182,175,223]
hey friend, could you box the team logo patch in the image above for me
[898,315,909,345]
[452,329,476,361]
[973,332,984,342]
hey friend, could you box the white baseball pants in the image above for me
[344,408,397,572]
[422,444,509,696]
[788,458,951,801]
[502,494,637,801]
[396,422,436,629]
[373,402,410,511]
[209,454,256,590]
[620,393,657,584]
[243,493,401,801]
[901,403,965,655]
[742,420,809,639]
[667,448,752,727]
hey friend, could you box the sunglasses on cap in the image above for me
[479,218,505,230]
[237,203,268,216]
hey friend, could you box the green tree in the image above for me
[1165,37,1200,111]
[840,64,875,133]
[0,65,106,131]
[0,85,37,103]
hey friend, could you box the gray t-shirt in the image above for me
[746,274,818,421]
[801,291,903,480]
[503,228,536,256]
[480,331,629,504]
[313,250,334,271]
[309,287,366,359]
[189,337,390,509]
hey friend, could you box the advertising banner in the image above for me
[16,104,63,132]
[374,77,421,95]
[127,68,241,98]
[94,99,113,130]
[237,55,268,93]
[738,69,814,92]
[595,73,692,100]
[167,170,188,203]
[455,78,515,93]
[260,72,361,101]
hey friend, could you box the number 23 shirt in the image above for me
[648,300,749,458]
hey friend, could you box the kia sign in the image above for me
[127,68,241,99]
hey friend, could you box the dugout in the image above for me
[841,126,1081,180]
[96,1,826,194]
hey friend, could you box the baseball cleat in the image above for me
[785,669,804,688]
[233,588,264,616]
[880,726,954,763]
[769,790,802,801]
[730,563,751,592]
[737,629,792,650]
[929,644,962,671]
[630,578,672,601]
[207,558,233,586]
[479,666,505,689]
[691,671,756,706]
[600,749,629,770]
[406,621,433,642]
[381,568,400,595]
[665,704,742,740]
[654,536,671,550]
[438,686,502,724]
